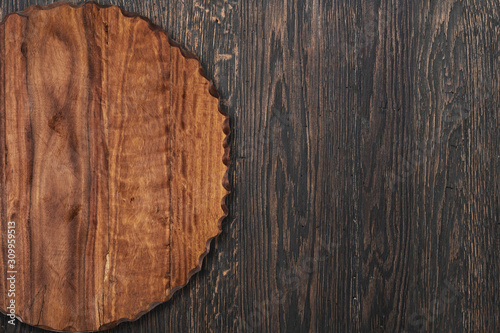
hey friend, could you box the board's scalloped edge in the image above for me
[0,1,231,332]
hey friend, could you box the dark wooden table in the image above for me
[1,0,499,332]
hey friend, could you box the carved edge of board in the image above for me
[0,1,231,331]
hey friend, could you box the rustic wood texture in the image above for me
[0,2,229,332]
[1,0,499,332]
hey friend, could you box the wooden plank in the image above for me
[1,0,499,332]
[408,1,500,332]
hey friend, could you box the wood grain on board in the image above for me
[0,0,499,333]
[0,2,229,332]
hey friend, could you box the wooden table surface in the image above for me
[1,0,499,332]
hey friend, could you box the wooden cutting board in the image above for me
[0,2,229,331]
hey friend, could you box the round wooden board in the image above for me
[0,2,229,331]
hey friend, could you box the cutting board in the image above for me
[0,2,229,331]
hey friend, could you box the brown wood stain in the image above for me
[0,2,229,331]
